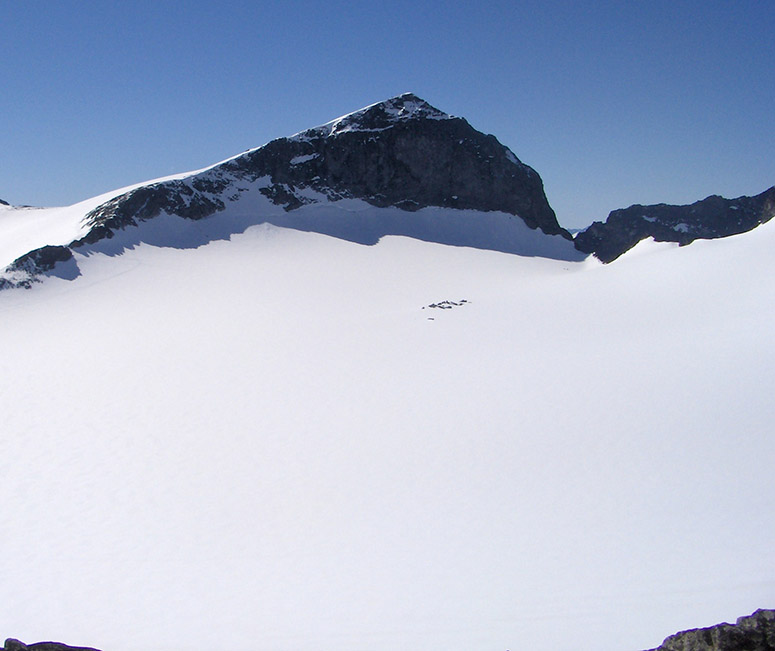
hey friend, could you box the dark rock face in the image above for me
[75,93,568,249]
[218,93,569,238]
[0,198,9,206]
[0,245,75,290]
[647,609,775,651]
[575,186,775,262]
[73,176,230,248]
[11,245,74,272]
[4,640,101,651]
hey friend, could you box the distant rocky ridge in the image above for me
[1,93,571,289]
[574,186,775,262]
[647,609,775,651]
[6,609,773,651]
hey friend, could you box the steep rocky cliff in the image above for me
[76,93,567,242]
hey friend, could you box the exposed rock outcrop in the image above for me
[575,186,775,262]
[4,640,101,651]
[4,609,773,651]
[0,245,76,290]
[219,93,569,238]
[647,609,775,651]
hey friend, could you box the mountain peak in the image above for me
[0,94,576,289]
[294,92,453,139]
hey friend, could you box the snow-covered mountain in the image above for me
[1,95,773,651]
[0,93,576,290]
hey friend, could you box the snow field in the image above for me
[0,218,773,651]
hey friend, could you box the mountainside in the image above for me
[0,93,574,289]
[575,186,775,262]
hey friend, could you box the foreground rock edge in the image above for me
[4,641,100,651]
[647,608,775,651]
[6,608,773,651]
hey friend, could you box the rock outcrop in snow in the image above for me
[646,609,775,651]
[575,186,775,262]
[4,641,100,651]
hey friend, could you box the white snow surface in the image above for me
[0,205,774,651]
[289,153,319,165]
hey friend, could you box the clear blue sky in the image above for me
[2,0,773,228]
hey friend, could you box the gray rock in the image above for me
[4,640,101,651]
[0,245,76,290]
[647,609,775,651]
[218,93,569,239]
[575,186,775,262]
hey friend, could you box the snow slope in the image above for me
[0,212,773,651]
[0,149,261,272]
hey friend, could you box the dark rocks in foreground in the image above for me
[4,641,101,651]
[647,609,775,651]
[4,608,773,651]
[575,186,775,262]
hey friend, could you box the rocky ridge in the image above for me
[1,93,569,289]
[648,609,775,651]
[574,186,775,262]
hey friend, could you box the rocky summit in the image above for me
[226,92,569,238]
[574,186,775,262]
[78,93,568,242]
[2,93,572,288]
